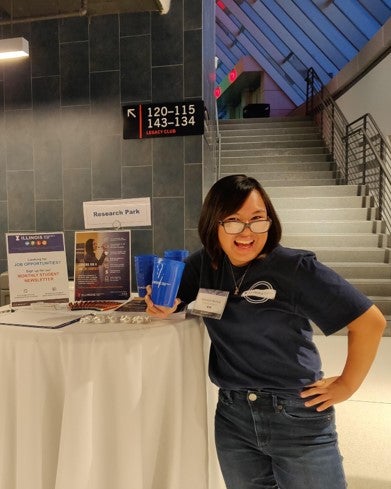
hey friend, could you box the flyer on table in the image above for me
[74,230,131,301]
[6,232,70,307]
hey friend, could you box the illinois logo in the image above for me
[241,281,276,304]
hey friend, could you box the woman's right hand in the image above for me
[144,285,181,319]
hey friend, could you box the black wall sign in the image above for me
[122,100,204,139]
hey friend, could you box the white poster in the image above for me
[6,232,70,307]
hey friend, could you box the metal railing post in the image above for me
[345,125,349,184]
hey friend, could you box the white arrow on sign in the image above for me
[127,108,137,118]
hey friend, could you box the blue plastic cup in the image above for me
[151,257,186,307]
[163,249,189,262]
[134,254,157,297]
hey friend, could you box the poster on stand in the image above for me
[74,230,131,301]
[6,232,69,307]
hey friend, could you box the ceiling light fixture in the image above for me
[0,37,29,60]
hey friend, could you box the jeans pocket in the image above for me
[281,401,334,424]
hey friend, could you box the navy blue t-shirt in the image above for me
[178,245,372,397]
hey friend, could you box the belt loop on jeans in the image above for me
[219,388,233,402]
[272,394,283,413]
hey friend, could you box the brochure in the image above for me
[6,232,69,307]
[74,230,131,301]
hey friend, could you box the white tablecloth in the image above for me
[0,316,209,489]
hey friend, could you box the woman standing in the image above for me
[145,174,385,489]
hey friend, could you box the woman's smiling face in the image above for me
[217,189,269,266]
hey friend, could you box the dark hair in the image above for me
[198,174,282,268]
[85,238,95,255]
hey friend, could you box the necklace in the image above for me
[226,258,252,295]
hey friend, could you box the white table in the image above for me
[0,315,209,489]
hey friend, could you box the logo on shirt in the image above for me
[241,281,276,303]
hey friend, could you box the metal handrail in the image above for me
[215,99,222,181]
[306,67,391,236]
[203,100,222,182]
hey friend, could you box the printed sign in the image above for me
[83,198,151,229]
[122,100,204,139]
[6,232,69,307]
[74,230,131,301]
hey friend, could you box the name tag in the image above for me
[190,288,229,320]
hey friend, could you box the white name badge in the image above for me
[190,288,229,320]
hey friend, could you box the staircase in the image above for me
[218,116,391,335]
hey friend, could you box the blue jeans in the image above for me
[215,389,347,489]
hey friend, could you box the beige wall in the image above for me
[336,53,391,139]
[327,16,391,138]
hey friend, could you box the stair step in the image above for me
[273,195,369,209]
[261,178,338,186]
[219,127,320,137]
[265,185,361,197]
[281,220,378,234]
[368,297,391,316]
[325,262,391,279]
[310,247,389,263]
[220,140,325,150]
[385,316,391,337]
[312,315,391,336]
[348,279,391,296]
[221,134,322,143]
[220,169,334,183]
[281,234,380,248]
[221,162,332,173]
[278,207,377,221]
[221,147,328,156]
[221,154,332,164]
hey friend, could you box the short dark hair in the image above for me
[198,174,282,268]
[85,238,95,255]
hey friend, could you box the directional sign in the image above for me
[122,100,204,139]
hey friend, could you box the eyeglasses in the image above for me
[219,218,272,234]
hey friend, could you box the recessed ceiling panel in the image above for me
[215,0,391,106]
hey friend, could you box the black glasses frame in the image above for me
[219,218,272,234]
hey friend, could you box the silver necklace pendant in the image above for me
[226,258,251,295]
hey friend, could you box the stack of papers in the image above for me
[0,309,87,329]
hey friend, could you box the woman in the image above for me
[145,174,385,489]
[84,238,108,267]
[83,238,108,286]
